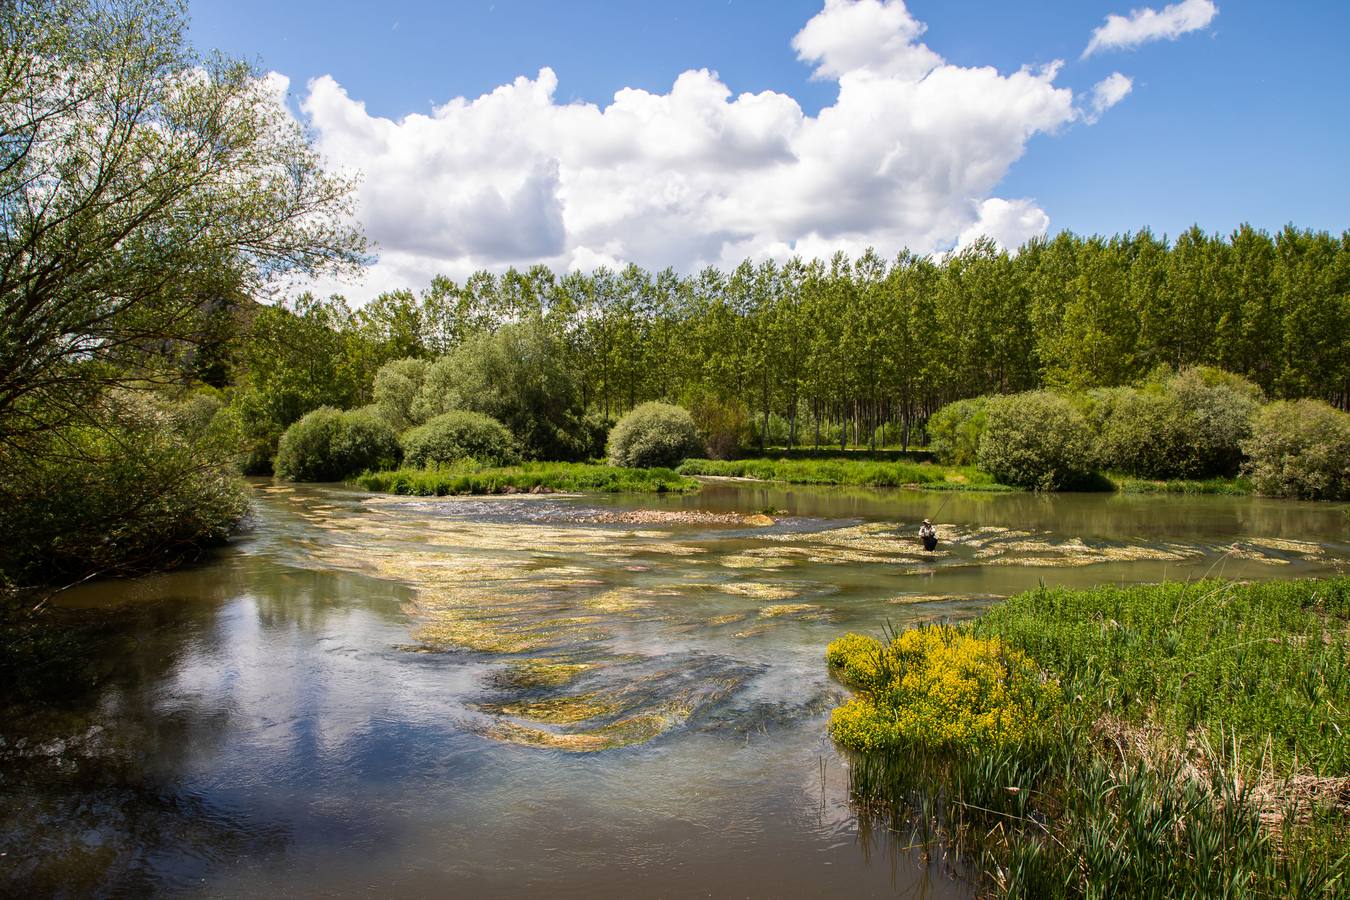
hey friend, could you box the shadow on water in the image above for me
[1,479,1345,896]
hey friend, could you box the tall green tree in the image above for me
[0,0,365,449]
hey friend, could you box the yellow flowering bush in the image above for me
[826,625,1060,753]
[825,632,888,691]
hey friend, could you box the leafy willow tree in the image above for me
[0,0,366,451]
[0,0,365,586]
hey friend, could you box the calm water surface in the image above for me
[3,480,1346,897]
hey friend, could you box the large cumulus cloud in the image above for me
[301,0,1103,300]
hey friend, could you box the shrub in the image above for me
[0,400,246,585]
[1094,368,1261,479]
[1092,386,1192,478]
[827,625,1060,754]
[401,410,520,469]
[1243,399,1350,500]
[1167,368,1259,477]
[274,407,401,481]
[977,391,1096,490]
[372,357,431,431]
[607,402,705,468]
[686,393,748,460]
[926,397,988,465]
[169,389,226,440]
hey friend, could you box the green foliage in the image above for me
[355,462,698,496]
[372,357,432,431]
[926,397,988,465]
[606,402,704,468]
[685,394,750,460]
[401,410,520,469]
[835,578,1350,897]
[1088,384,1191,478]
[224,296,394,474]
[676,457,1009,489]
[1107,475,1252,495]
[846,738,1346,899]
[973,579,1350,774]
[977,392,1097,490]
[0,0,365,446]
[0,397,246,585]
[1166,366,1261,476]
[274,407,401,482]
[1243,399,1350,500]
[827,625,1061,754]
[412,316,595,460]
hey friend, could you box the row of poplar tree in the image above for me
[239,223,1348,451]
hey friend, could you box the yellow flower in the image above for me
[826,624,1060,753]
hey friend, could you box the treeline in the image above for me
[239,224,1347,454]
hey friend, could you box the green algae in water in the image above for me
[480,692,620,725]
[758,603,831,621]
[722,582,799,601]
[488,659,597,689]
[482,682,745,752]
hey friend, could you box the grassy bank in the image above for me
[1108,473,1254,495]
[354,462,698,496]
[829,577,1350,896]
[677,457,1014,491]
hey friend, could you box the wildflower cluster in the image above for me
[826,625,1060,753]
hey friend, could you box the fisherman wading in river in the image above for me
[918,518,937,552]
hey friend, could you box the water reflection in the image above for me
[1,480,1345,896]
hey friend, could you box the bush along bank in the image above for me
[926,366,1350,499]
[354,461,698,496]
[826,578,1350,897]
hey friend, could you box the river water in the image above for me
[3,480,1346,897]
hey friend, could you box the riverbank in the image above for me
[354,462,699,496]
[829,577,1350,896]
[677,457,1015,491]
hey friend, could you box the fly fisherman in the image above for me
[918,519,937,552]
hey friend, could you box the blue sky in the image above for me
[190,0,1349,297]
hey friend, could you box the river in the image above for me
[2,479,1346,897]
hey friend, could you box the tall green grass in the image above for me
[833,577,1350,897]
[355,462,698,496]
[677,457,1014,491]
[974,578,1349,775]
[1108,473,1254,495]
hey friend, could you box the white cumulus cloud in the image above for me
[1084,0,1218,57]
[957,198,1052,253]
[1084,72,1134,123]
[300,0,1097,301]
